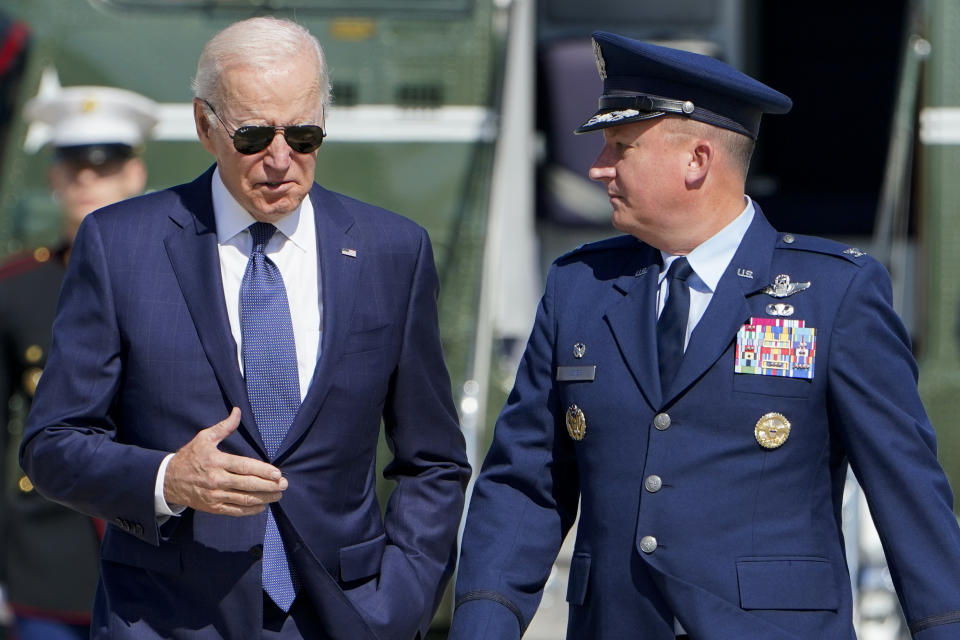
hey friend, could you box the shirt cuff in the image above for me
[154,453,186,519]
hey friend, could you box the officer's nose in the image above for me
[588,144,616,183]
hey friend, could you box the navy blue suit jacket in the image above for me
[20,167,470,639]
[451,208,960,639]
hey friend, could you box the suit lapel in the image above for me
[163,168,264,454]
[664,209,778,403]
[276,184,360,460]
[603,249,663,410]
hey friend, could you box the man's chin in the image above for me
[247,194,307,222]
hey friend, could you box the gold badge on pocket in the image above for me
[755,412,790,449]
[566,405,586,441]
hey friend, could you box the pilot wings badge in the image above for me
[763,274,811,298]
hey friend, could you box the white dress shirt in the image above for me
[155,168,322,516]
[658,197,755,349]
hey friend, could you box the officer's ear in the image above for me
[683,138,713,189]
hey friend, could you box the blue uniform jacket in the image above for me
[20,167,470,640]
[451,207,960,639]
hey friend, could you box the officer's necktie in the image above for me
[657,257,693,392]
[240,221,300,612]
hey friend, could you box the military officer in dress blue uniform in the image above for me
[450,31,960,640]
[0,84,156,640]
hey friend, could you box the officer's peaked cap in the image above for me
[576,31,792,139]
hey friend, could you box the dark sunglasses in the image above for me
[202,99,326,155]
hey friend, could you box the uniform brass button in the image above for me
[644,475,662,493]
[249,545,263,559]
[640,536,658,554]
[18,475,33,493]
[22,367,43,396]
[782,234,795,244]
[653,413,671,430]
[33,247,51,262]
[24,344,43,364]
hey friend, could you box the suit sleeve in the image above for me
[449,265,580,640]
[827,257,960,639]
[19,216,168,545]
[376,226,471,638]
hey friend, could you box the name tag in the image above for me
[556,365,597,382]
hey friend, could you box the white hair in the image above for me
[191,17,331,111]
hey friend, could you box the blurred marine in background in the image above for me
[0,84,157,640]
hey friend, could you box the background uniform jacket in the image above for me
[20,167,470,640]
[450,207,960,640]
[0,247,100,622]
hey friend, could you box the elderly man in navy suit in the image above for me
[450,32,960,640]
[20,16,469,640]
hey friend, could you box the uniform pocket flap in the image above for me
[566,552,591,606]
[737,556,838,611]
[339,533,387,582]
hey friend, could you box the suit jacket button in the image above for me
[249,545,263,559]
[640,536,658,554]
[653,413,671,430]
[644,475,663,493]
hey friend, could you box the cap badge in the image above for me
[566,404,587,441]
[573,342,586,359]
[593,38,607,80]
[765,302,794,317]
[755,412,791,449]
[763,274,810,298]
[80,98,98,113]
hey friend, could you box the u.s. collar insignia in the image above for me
[755,412,790,449]
[763,274,811,298]
[566,405,586,441]
[593,38,607,80]
[843,247,866,258]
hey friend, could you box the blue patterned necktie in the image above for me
[657,257,693,392]
[240,221,300,611]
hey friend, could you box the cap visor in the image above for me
[574,109,664,134]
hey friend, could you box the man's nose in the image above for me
[263,129,292,167]
[588,147,615,182]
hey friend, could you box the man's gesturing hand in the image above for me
[164,408,287,516]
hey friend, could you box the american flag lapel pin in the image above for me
[341,248,357,258]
